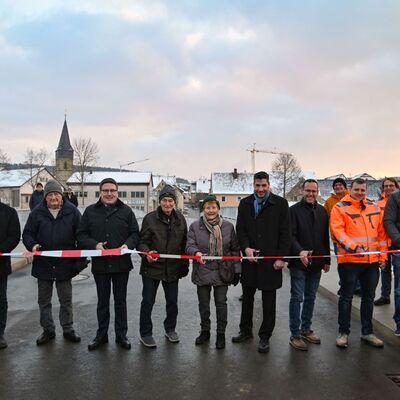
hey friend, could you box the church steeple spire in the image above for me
[55,115,74,186]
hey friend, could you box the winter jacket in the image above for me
[236,193,291,291]
[0,202,21,278]
[289,199,330,272]
[186,218,241,286]
[65,192,78,207]
[324,191,348,217]
[22,199,83,281]
[139,207,189,282]
[29,190,44,211]
[384,191,400,249]
[330,194,387,264]
[77,199,140,274]
[377,192,391,247]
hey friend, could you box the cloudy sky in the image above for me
[1,0,399,180]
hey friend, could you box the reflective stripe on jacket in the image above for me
[330,194,387,264]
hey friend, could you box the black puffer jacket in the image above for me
[0,202,21,278]
[289,199,330,272]
[77,199,140,274]
[139,207,189,282]
[22,199,82,281]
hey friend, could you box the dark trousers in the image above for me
[338,263,379,335]
[239,284,276,340]
[197,285,228,334]
[38,279,73,333]
[0,276,7,336]
[380,253,392,298]
[94,272,129,339]
[140,276,178,337]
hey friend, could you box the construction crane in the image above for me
[119,158,150,171]
[246,143,291,173]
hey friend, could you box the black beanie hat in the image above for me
[332,178,347,189]
[159,185,176,202]
[201,194,220,210]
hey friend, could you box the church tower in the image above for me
[55,117,74,186]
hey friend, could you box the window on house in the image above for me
[95,191,100,197]
[221,196,226,202]
[118,191,127,198]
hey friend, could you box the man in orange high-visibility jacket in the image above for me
[330,178,387,349]
[374,177,399,306]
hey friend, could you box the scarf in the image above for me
[253,191,270,217]
[202,215,223,256]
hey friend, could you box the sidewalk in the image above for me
[318,258,399,346]
[10,241,32,272]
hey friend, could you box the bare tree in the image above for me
[23,147,50,189]
[0,148,10,166]
[73,137,99,205]
[271,153,302,198]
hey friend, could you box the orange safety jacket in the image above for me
[330,194,387,264]
[377,192,392,247]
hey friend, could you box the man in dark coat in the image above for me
[23,180,82,346]
[0,201,21,349]
[29,182,44,210]
[77,177,140,350]
[232,171,291,353]
[64,187,78,207]
[138,185,189,348]
[288,179,330,351]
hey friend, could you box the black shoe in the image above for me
[374,297,390,306]
[195,331,210,345]
[232,331,253,343]
[88,336,108,351]
[63,330,81,343]
[0,336,7,349]
[36,330,56,346]
[258,338,270,353]
[216,333,225,350]
[116,337,131,350]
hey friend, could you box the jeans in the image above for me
[289,268,322,337]
[0,276,7,336]
[140,276,179,337]
[392,254,400,328]
[239,285,276,340]
[94,272,130,338]
[38,279,73,333]
[380,253,392,298]
[197,285,228,334]
[338,263,379,336]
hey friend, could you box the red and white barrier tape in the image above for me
[0,248,399,260]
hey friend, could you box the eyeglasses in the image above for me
[101,189,118,194]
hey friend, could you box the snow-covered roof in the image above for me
[196,178,210,193]
[211,172,253,195]
[352,172,376,180]
[0,168,44,187]
[152,175,176,188]
[302,171,316,179]
[67,171,152,184]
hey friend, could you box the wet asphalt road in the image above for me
[1,255,400,400]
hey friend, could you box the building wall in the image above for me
[69,182,152,212]
[214,194,246,208]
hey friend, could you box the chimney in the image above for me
[232,168,238,179]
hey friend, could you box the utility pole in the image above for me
[246,143,291,173]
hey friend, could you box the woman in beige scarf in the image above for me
[186,195,241,349]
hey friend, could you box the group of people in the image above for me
[0,171,399,354]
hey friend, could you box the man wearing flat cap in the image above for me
[138,185,189,348]
[23,179,82,345]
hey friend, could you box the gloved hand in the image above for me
[178,265,189,278]
[233,273,241,286]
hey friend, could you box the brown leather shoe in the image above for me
[301,330,321,344]
[289,336,308,351]
[360,334,384,348]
